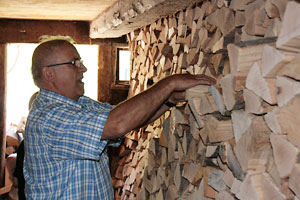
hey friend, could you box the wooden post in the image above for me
[0,44,6,187]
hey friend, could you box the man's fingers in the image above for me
[195,74,216,85]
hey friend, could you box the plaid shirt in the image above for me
[24,89,119,199]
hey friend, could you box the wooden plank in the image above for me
[0,0,116,21]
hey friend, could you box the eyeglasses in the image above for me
[46,58,83,68]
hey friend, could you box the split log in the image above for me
[202,115,234,143]
[261,44,297,78]
[216,190,235,200]
[246,62,277,105]
[264,18,282,38]
[230,178,242,195]
[289,164,300,199]
[207,169,226,192]
[243,88,267,114]
[263,107,282,134]
[235,11,246,27]
[227,37,276,77]
[244,0,268,36]
[270,134,298,178]
[206,7,235,36]
[231,110,253,143]
[276,1,300,52]
[236,173,286,200]
[222,168,234,188]
[276,76,300,107]
[208,85,225,115]
[264,0,280,18]
[220,74,236,111]
[278,95,300,148]
[224,142,245,181]
[277,53,300,81]
[234,116,272,173]
[229,0,246,11]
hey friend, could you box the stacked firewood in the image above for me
[112,0,300,199]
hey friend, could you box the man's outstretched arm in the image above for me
[102,74,216,139]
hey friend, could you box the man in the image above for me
[24,39,215,199]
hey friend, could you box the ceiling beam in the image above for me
[0,19,126,44]
[90,0,202,38]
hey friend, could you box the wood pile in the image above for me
[111,0,300,199]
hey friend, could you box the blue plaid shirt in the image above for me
[24,89,119,199]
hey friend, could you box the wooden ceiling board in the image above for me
[0,0,118,21]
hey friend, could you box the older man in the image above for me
[24,39,215,199]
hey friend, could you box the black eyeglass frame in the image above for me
[46,58,83,68]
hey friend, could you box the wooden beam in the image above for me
[0,44,6,187]
[90,0,203,38]
[0,19,126,44]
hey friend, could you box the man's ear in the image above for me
[42,67,55,82]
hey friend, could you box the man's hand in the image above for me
[168,74,216,92]
[167,74,215,104]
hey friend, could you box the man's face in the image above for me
[49,44,87,101]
